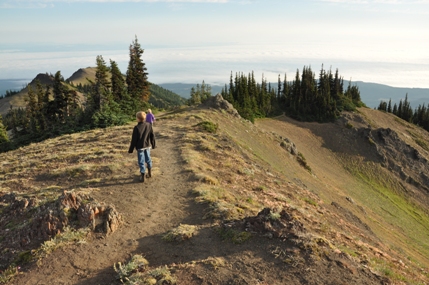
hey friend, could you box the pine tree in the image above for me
[110,59,125,101]
[126,36,150,103]
[26,85,39,134]
[94,55,111,110]
[200,80,212,102]
[387,99,392,113]
[402,93,413,122]
[0,114,8,144]
[378,101,388,112]
[281,73,289,109]
[397,100,403,118]
[189,86,201,105]
[52,71,67,121]
[392,103,398,115]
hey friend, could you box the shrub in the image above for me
[297,152,312,173]
[196,121,218,133]
[113,255,149,283]
[218,228,251,244]
[162,224,198,242]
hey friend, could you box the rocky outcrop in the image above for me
[280,137,298,156]
[226,208,305,240]
[360,127,429,192]
[201,94,240,117]
[0,190,122,270]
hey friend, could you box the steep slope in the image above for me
[67,67,97,86]
[255,108,429,281]
[1,101,429,284]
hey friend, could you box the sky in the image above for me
[0,0,428,88]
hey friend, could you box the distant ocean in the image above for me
[1,44,428,95]
[0,78,31,96]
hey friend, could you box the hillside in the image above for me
[3,78,428,114]
[0,73,55,115]
[353,81,429,109]
[1,99,429,284]
[0,68,186,116]
[67,67,98,86]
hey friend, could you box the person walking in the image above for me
[146,109,156,125]
[128,111,156,182]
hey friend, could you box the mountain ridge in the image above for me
[1,101,429,284]
[0,68,186,116]
[2,76,429,111]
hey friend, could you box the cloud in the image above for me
[0,0,231,8]
[319,0,429,3]
[1,0,229,4]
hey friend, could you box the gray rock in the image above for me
[201,94,240,117]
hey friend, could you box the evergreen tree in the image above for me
[189,81,213,106]
[0,114,8,144]
[126,36,150,103]
[35,81,47,131]
[332,69,343,100]
[52,71,68,121]
[402,94,413,122]
[387,99,392,113]
[393,103,398,115]
[280,73,289,109]
[378,101,388,112]
[94,55,111,110]
[110,59,126,101]
[397,99,403,118]
[189,87,200,105]
[26,85,38,134]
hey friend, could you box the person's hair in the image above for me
[136,111,146,122]
[147,109,152,114]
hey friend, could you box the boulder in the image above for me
[201,94,240,117]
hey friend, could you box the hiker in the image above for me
[146,109,156,125]
[128,111,156,182]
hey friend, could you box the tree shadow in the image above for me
[271,115,381,164]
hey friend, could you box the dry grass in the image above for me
[0,123,135,193]
[174,108,429,283]
[35,227,90,264]
[2,105,429,284]
[0,265,21,284]
[202,257,227,269]
[114,255,176,285]
[0,123,136,276]
[113,254,150,283]
[162,224,198,242]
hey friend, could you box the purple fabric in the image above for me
[146,113,155,123]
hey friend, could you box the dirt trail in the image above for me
[10,121,202,285]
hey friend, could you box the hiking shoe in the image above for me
[140,173,145,183]
[147,168,152,178]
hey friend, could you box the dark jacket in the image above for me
[128,122,156,153]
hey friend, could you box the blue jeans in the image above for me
[137,148,152,174]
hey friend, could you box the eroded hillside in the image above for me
[1,98,429,284]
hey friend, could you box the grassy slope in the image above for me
[178,107,429,283]
[67,67,97,86]
[254,108,429,280]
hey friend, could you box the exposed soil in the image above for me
[2,105,428,284]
